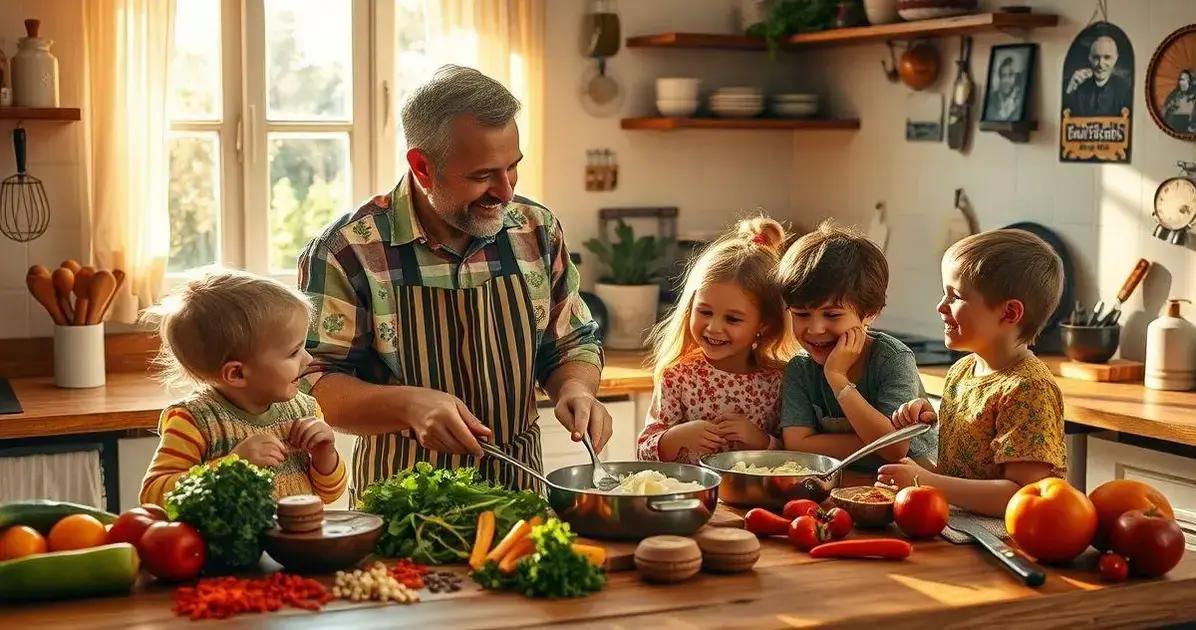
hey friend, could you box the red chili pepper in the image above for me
[390,557,429,589]
[808,538,912,560]
[744,508,792,536]
[172,572,330,620]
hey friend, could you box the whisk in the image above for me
[1,126,50,242]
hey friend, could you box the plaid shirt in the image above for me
[297,173,603,391]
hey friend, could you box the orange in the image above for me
[1089,479,1175,550]
[47,514,108,551]
[0,525,48,560]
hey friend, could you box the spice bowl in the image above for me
[263,510,383,573]
[829,486,896,529]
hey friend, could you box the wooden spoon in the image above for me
[26,265,66,325]
[86,270,117,325]
[52,266,75,324]
[72,266,96,325]
[92,268,126,324]
[60,259,82,274]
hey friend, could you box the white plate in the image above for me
[772,102,819,117]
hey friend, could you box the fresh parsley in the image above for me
[165,456,277,572]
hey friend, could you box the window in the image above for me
[166,0,371,276]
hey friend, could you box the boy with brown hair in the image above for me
[884,229,1065,517]
[777,221,937,468]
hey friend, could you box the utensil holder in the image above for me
[1060,323,1119,364]
[54,324,105,388]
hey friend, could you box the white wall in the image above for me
[787,0,1196,361]
[0,1,88,339]
[541,0,817,288]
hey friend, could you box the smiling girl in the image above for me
[637,217,797,464]
[777,221,936,469]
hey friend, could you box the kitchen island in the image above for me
[5,531,1195,629]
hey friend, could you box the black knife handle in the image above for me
[972,528,1046,587]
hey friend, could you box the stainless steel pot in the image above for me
[701,423,932,509]
[482,444,720,540]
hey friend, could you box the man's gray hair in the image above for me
[401,65,521,170]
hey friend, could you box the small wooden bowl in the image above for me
[830,486,896,529]
[263,510,383,573]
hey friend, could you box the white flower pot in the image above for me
[594,283,660,350]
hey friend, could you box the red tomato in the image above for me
[1088,480,1174,551]
[1006,478,1097,564]
[893,482,949,539]
[782,499,821,521]
[788,515,829,552]
[744,508,791,536]
[140,503,170,521]
[821,507,853,539]
[1098,552,1129,583]
[138,521,206,581]
[106,507,165,546]
[1109,509,1185,578]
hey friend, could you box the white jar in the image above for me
[1145,299,1196,391]
[11,19,59,108]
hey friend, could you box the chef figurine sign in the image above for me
[1059,21,1135,163]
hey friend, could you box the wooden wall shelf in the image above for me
[621,117,861,131]
[0,107,82,121]
[626,12,1058,51]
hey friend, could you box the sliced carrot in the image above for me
[484,515,543,564]
[468,511,497,570]
[571,543,606,567]
[498,538,536,574]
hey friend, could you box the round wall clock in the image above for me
[1153,162,1196,246]
[1146,24,1196,141]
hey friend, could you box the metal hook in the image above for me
[880,40,899,83]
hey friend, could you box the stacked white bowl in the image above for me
[709,86,764,118]
[656,78,701,117]
[771,93,820,118]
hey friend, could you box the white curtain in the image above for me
[427,0,545,200]
[82,0,174,323]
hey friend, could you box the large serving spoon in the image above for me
[26,265,66,325]
[71,266,95,326]
[582,433,619,491]
[817,422,932,480]
[51,266,74,324]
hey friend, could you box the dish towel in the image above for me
[941,507,1009,544]
[0,447,105,508]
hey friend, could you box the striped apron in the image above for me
[351,231,543,499]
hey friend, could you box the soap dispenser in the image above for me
[1145,299,1196,391]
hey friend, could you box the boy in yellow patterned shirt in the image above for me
[881,230,1065,517]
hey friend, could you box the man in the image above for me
[298,65,612,495]
[1064,35,1132,117]
[987,56,1024,122]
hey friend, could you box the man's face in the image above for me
[998,62,1016,95]
[1181,73,1192,92]
[1089,37,1118,83]
[424,115,522,240]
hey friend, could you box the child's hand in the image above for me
[876,457,926,490]
[661,421,727,461]
[824,326,866,380]
[231,434,288,468]
[712,413,771,450]
[289,416,336,456]
[890,398,937,428]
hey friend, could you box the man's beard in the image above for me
[427,185,506,239]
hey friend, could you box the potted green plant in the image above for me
[583,220,673,350]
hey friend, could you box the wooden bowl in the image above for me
[263,510,383,573]
[830,486,896,529]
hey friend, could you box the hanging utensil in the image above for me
[1099,259,1151,327]
[26,265,66,325]
[947,36,974,151]
[1,126,50,242]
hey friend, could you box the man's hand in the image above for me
[1067,68,1093,94]
[713,413,771,450]
[231,434,289,468]
[555,382,613,452]
[890,398,937,429]
[406,389,492,457]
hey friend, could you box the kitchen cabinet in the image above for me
[1087,435,1196,550]
[116,437,158,512]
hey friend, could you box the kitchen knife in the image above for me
[947,517,1045,587]
[1100,258,1151,327]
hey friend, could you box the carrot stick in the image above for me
[498,538,536,574]
[571,543,606,567]
[469,511,497,570]
[484,515,543,564]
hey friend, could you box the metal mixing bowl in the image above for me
[700,450,842,509]
[546,461,720,540]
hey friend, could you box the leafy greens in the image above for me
[471,518,606,598]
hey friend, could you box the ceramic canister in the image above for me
[12,19,60,108]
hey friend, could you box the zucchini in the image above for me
[0,500,117,534]
[0,543,140,601]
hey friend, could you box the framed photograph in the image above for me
[982,43,1037,123]
[1146,24,1196,141]
[1059,21,1135,163]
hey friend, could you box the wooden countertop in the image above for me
[0,351,655,440]
[5,531,1195,628]
[919,356,1196,447]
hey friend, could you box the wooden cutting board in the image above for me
[576,507,745,572]
[1056,359,1144,383]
